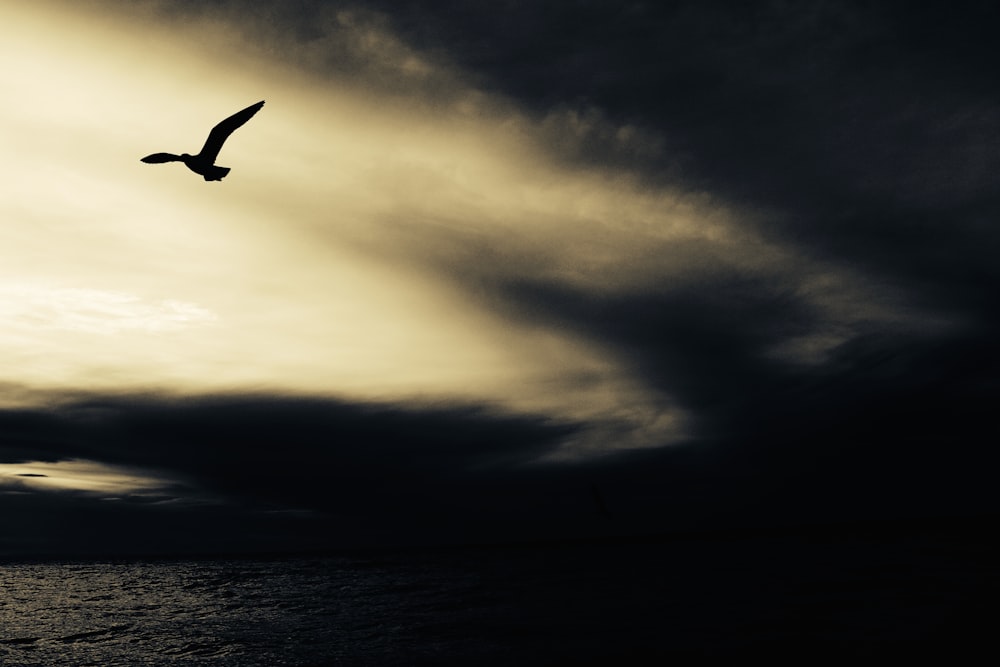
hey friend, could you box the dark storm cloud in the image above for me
[348,0,1000,473]
[357,0,1000,303]
[498,269,1000,490]
[1,394,600,554]
[359,1,1000,186]
[1,393,575,482]
[3,352,996,559]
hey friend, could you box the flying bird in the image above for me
[141,100,264,181]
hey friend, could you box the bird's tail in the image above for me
[203,166,231,181]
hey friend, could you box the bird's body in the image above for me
[141,100,264,181]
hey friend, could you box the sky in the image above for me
[1,0,998,557]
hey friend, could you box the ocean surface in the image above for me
[1,521,996,665]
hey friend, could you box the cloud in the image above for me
[335,1,1000,288]
[4,0,711,453]
[0,391,599,554]
[321,0,1000,455]
[3,359,995,558]
[0,285,216,335]
[3,0,998,558]
[0,459,179,496]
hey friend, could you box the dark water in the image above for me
[1,522,996,665]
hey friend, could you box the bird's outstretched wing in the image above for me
[197,100,265,164]
[141,153,184,163]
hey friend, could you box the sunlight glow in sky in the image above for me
[0,0,933,463]
[0,0,700,449]
[0,460,175,497]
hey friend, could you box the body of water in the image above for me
[1,520,995,665]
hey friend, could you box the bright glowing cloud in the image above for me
[0,0,932,457]
[0,285,216,334]
[0,0,696,449]
[0,459,176,498]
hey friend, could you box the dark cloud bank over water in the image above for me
[1,396,577,555]
[2,363,996,557]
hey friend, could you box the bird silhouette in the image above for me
[141,100,264,181]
